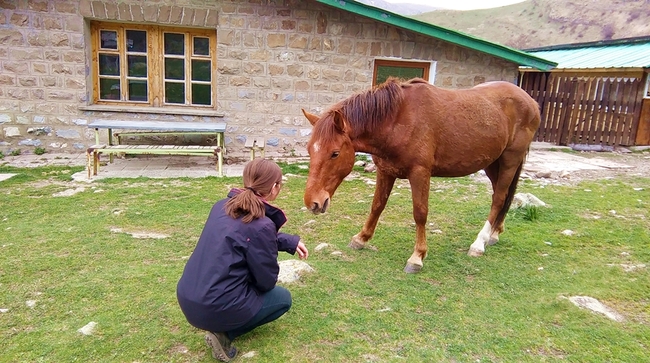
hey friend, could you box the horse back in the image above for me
[394,80,540,177]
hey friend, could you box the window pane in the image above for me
[375,66,424,85]
[192,84,211,105]
[99,78,120,100]
[165,82,185,104]
[128,80,148,102]
[100,30,117,49]
[164,33,185,55]
[192,60,211,82]
[128,55,147,77]
[126,30,147,52]
[99,54,120,76]
[165,58,185,80]
[194,37,210,56]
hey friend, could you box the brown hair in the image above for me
[224,159,283,223]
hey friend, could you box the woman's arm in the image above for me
[246,224,281,292]
[277,232,300,254]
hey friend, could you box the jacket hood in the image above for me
[227,188,287,231]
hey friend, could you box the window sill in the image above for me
[79,105,225,117]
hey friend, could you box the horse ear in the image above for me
[333,110,346,132]
[302,109,320,126]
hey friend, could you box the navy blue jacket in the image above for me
[176,189,300,332]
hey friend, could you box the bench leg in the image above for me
[87,151,93,179]
[93,151,100,176]
[217,149,223,177]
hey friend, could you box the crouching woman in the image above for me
[176,159,309,362]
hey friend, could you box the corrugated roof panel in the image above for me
[527,42,650,69]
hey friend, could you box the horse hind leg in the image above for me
[483,163,505,245]
[349,169,396,249]
[468,158,524,257]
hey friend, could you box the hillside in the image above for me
[357,0,439,15]
[414,0,650,49]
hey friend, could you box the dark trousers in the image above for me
[226,285,292,340]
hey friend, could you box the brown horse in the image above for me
[302,77,540,273]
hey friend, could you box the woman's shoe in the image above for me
[205,332,238,362]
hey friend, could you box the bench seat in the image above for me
[86,144,222,178]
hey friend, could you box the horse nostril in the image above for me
[323,198,330,212]
[311,202,320,214]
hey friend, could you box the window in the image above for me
[90,22,217,108]
[373,59,431,86]
[644,73,650,99]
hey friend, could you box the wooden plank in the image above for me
[531,72,542,104]
[602,80,619,145]
[538,73,551,120]
[627,79,645,145]
[592,77,609,144]
[620,79,641,145]
[542,75,560,143]
[88,120,227,132]
[541,75,558,143]
[616,80,631,145]
[581,78,596,143]
[584,77,600,144]
[610,80,628,146]
[566,78,582,145]
[575,78,594,144]
[535,73,550,141]
[557,76,575,144]
[635,99,650,145]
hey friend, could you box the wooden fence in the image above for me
[521,73,645,146]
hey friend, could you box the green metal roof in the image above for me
[314,0,557,71]
[524,36,650,69]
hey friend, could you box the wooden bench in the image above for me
[87,120,226,179]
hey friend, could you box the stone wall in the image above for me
[0,0,519,159]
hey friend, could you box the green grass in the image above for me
[0,164,648,362]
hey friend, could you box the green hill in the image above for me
[413,0,650,48]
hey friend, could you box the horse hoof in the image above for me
[467,248,484,257]
[348,234,367,250]
[404,263,422,274]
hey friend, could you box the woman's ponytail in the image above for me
[224,159,282,223]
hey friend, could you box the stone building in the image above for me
[0,0,554,159]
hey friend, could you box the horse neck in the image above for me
[349,129,390,157]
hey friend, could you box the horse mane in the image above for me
[314,77,408,141]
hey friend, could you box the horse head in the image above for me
[302,108,356,214]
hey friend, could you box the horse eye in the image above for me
[331,151,340,159]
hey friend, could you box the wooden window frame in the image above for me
[372,59,431,86]
[90,22,217,108]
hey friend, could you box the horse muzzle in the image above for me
[309,197,330,215]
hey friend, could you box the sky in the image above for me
[383,0,526,11]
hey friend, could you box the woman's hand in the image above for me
[296,240,309,260]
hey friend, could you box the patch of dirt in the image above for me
[523,150,650,185]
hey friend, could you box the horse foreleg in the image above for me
[349,169,396,250]
[404,169,431,273]
[468,157,522,257]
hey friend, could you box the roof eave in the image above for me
[520,66,647,75]
[314,0,557,71]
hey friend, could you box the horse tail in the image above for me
[492,151,527,233]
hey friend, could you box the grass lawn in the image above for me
[0,163,648,362]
